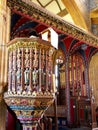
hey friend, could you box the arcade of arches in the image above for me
[1,0,98,130]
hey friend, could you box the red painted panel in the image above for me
[63,37,73,52]
[70,98,74,123]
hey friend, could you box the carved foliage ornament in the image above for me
[7,0,98,48]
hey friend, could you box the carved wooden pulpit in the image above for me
[4,37,56,130]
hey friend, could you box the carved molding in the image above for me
[8,38,52,51]
[7,0,98,48]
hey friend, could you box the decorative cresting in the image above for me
[4,37,55,130]
[7,0,98,48]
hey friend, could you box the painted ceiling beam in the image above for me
[90,7,98,18]
[91,18,98,24]
[90,7,98,24]
[57,8,68,17]
[61,0,90,31]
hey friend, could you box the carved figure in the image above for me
[24,68,30,84]
[32,68,38,84]
[16,68,21,84]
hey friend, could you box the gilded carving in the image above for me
[4,37,55,128]
[7,0,98,48]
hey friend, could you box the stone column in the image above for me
[0,0,10,130]
[0,0,10,84]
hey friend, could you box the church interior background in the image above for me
[1,0,98,130]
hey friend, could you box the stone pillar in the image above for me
[65,55,71,125]
[0,0,10,130]
[0,0,10,84]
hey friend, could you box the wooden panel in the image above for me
[45,105,66,117]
